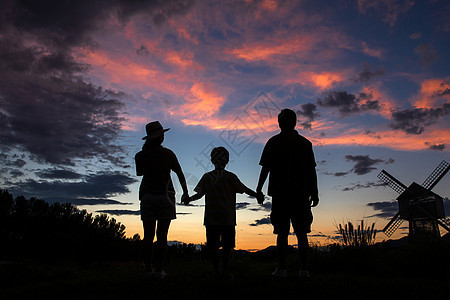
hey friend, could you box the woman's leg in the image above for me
[143,219,156,272]
[154,219,171,273]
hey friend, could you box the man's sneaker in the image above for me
[271,268,287,278]
[299,270,310,278]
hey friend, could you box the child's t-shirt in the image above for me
[194,169,247,226]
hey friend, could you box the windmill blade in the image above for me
[382,211,404,237]
[422,160,450,190]
[438,217,450,233]
[378,170,407,194]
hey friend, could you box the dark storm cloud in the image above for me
[342,181,388,191]
[424,142,446,151]
[0,0,195,49]
[0,74,126,165]
[236,202,251,210]
[367,201,398,218]
[0,0,195,168]
[317,91,380,116]
[249,217,271,227]
[345,155,384,175]
[36,168,83,179]
[297,103,319,130]
[96,209,140,216]
[389,104,450,134]
[414,44,440,65]
[7,171,138,205]
[356,62,385,83]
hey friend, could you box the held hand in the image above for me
[256,191,265,205]
[181,193,190,205]
[310,194,319,207]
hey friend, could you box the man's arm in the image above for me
[308,146,319,207]
[256,166,269,205]
[256,166,269,193]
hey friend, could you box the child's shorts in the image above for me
[206,225,235,249]
[140,193,176,221]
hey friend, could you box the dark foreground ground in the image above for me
[1,240,450,300]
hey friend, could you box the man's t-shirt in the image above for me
[259,130,317,198]
[194,169,247,226]
[135,145,181,200]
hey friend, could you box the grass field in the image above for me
[2,239,450,300]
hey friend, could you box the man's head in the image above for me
[211,147,229,169]
[278,108,297,130]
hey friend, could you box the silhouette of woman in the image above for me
[135,121,189,278]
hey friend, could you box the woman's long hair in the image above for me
[143,135,164,149]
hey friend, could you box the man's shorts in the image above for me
[270,196,313,235]
[140,193,176,221]
[206,225,235,249]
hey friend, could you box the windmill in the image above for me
[378,160,450,238]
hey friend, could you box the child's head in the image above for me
[211,147,229,169]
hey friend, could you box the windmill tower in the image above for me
[378,160,450,238]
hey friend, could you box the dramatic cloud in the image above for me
[367,201,398,218]
[424,142,446,151]
[7,171,137,205]
[345,155,385,175]
[0,0,195,168]
[389,104,450,134]
[297,103,319,130]
[249,217,271,227]
[317,91,380,116]
[414,44,440,65]
[356,62,385,83]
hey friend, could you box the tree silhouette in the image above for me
[0,190,131,262]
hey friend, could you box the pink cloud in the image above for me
[287,71,345,90]
[413,78,450,109]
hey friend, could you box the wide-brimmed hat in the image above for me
[142,121,170,140]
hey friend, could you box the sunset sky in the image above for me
[1,0,449,250]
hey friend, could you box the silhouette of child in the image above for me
[183,146,261,279]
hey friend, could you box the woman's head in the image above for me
[144,134,164,148]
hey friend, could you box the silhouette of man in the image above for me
[135,121,189,279]
[256,108,319,278]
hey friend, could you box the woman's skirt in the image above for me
[140,193,176,221]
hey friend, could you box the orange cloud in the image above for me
[413,78,450,109]
[310,128,450,151]
[228,36,314,62]
[287,71,344,90]
[176,82,226,123]
[360,85,397,118]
